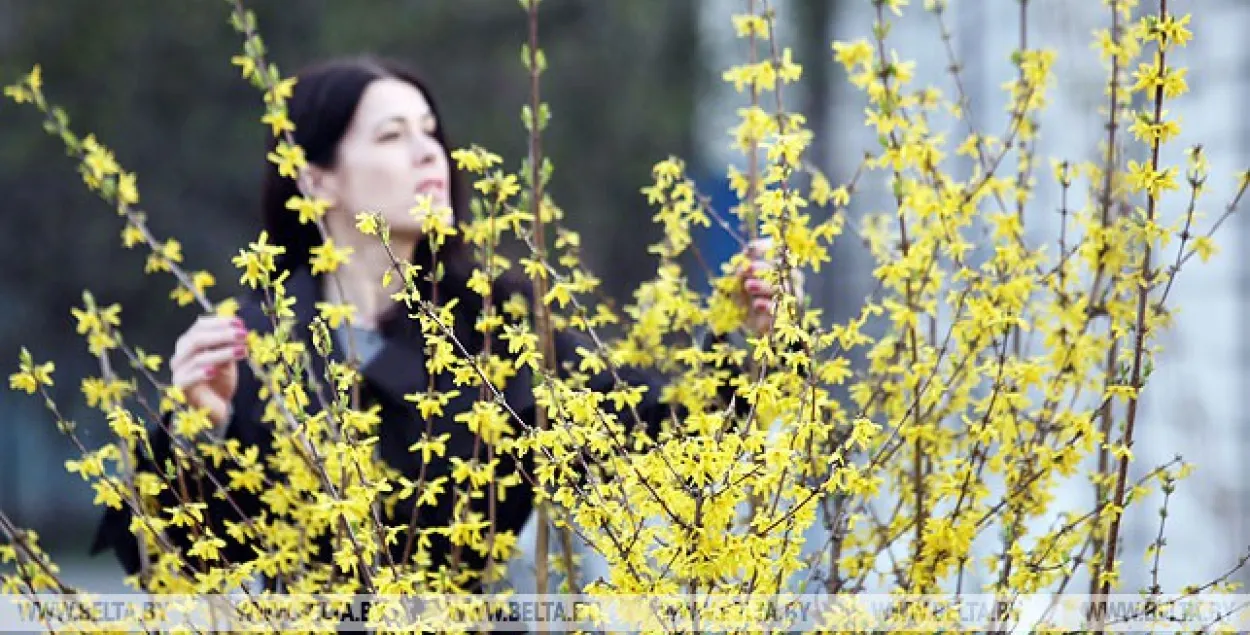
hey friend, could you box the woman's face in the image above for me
[318,77,453,237]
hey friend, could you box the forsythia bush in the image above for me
[3,0,1248,632]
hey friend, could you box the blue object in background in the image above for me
[690,169,744,293]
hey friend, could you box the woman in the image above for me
[90,55,799,592]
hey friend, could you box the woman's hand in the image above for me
[738,238,806,337]
[169,314,249,429]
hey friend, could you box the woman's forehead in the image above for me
[354,78,434,126]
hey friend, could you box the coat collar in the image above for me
[282,265,431,410]
[242,265,536,477]
[267,265,535,427]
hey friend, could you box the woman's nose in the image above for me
[413,139,438,166]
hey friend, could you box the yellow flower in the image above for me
[466,269,494,298]
[227,447,265,494]
[731,14,769,39]
[215,298,240,318]
[160,385,187,414]
[315,301,357,329]
[65,447,114,480]
[341,405,380,435]
[3,67,40,104]
[1104,384,1139,403]
[232,231,286,288]
[136,349,162,372]
[83,144,120,184]
[1192,236,1218,263]
[1156,14,1193,50]
[143,238,183,274]
[777,48,802,83]
[120,223,144,248]
[10,348,54,394]
[450,146,502,173]
[230,55,258,80]
[91,480,123,510]
[266,141,306,179]
[188,534,227,562]
[3,84,32,104]
[264,77,297,106]
[473,172,521,204]
[488,531,518,561]
[261,109,295,136]
[106,407,143,440]
[418,204,459,248]
[116,171,139,206]
[454,401,513,445]
[285,195,329,225]
[24,65,41,93]
[170,270,215,307]
[173,408,214,438]
[355,211,382,236]
[417,476,449,508]
[831,40,873,72]
[406,391,460,420]
[1125,160,1178,198]
[542,281,573,309]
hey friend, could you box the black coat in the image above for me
[90,265,745,587]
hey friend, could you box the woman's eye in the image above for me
[379,130,403,142]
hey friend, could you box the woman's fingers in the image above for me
[171,341,247,387]
[743,262,805,296]
[740,238,807,321]
[744,278,773,296]
[171,317,246,368]
[738,238,812,337]
[170,315,248,386]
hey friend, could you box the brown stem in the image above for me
[1097,0,1169,605]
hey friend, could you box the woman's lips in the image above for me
[416,179,446,195]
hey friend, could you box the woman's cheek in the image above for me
[361,167,409,218]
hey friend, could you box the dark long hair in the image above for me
[260,55,531,332]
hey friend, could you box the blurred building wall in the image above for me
[690,0,1250,592]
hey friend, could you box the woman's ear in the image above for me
[300,164,338,208]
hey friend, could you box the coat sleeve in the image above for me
[89,312,272,579]
[87,393,273,578]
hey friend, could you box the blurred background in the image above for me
[0,0,1247,597]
